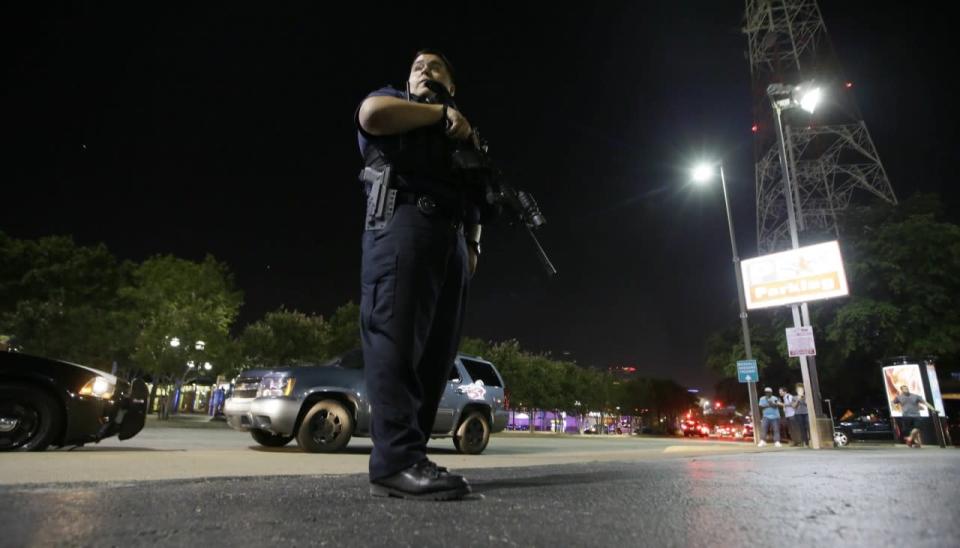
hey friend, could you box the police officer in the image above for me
[356,49,481,500]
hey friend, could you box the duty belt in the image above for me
[398,192,464,229]
[360,166,463,231]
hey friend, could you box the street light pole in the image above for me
[769,85,826,449]
[693,162,762,443]
[718,165,762,444]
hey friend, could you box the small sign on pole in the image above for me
[786,326,817,357]
[737,360,759,383]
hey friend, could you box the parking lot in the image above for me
[0,417,761,485]
[2,420,956,547]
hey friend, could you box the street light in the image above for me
[767,82,823,114]
[164,337,214,418]
[171,338,212,373]
[690,160,762,444]
[691,164,714,184]
[798,87,822,114]
[767,81,827,449]
[186,359,214,372]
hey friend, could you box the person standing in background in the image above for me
[794,383,810,447]
[758,387,782,447]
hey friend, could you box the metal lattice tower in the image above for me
[744,0,898,253]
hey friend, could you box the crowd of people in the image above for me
[757,383,942,448]
[756,384,810,447]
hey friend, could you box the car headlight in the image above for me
[257,374,296,397]
[79,376,116,399]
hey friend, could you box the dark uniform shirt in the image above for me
[356,86,479,224]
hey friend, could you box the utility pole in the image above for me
[743,0,898,447]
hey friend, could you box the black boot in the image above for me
[370,460,470,500]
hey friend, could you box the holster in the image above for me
[360,165,396,231]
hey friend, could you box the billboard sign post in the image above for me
[741,241,850,450]
[882,359,950,447]
[741,241,849,311]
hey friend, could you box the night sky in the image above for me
[6,2,958,393]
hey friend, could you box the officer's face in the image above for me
[408,54,455,99]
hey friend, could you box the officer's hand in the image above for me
[467,247,478,277]
[445,107,473,141]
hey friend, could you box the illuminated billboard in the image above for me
[740,241,849,310]
[927,364,945,413]
[882,364,929,418]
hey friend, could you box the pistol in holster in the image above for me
[360,165,396,231]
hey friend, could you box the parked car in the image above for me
[582,424,616,435]
[224,349,508,454]
[833,409,894,446]
[0,352,148,451]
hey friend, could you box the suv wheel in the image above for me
[0,383,63,452]
[297,399,353,453]
[453,411,490,454]
[250,428,294,447]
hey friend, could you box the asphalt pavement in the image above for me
[0,423,760,484]
[2,433,957,547]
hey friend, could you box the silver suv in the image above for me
[224,349,507,454]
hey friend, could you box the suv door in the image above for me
[432,362,463,434]
[458,357,506,429]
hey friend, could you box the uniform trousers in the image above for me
[360,203,470,480]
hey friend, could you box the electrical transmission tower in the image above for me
[743,0,897,253]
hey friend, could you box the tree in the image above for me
[526,354,566,432]
[461,338,549,431]
[827,195,960,363]
[704,194,960,409]
[0,232,132,368]
[459,336,699,434]
[122,255,243,418]
[615,376,655,429]
[647,378,696,431]
[458,337,490,358]
[714,377,749,410]
[240,308,327,368]
[322,301,360,359]
[704,317,784,379]
[816,194,960,405]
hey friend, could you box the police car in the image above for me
[1,352,148,451]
